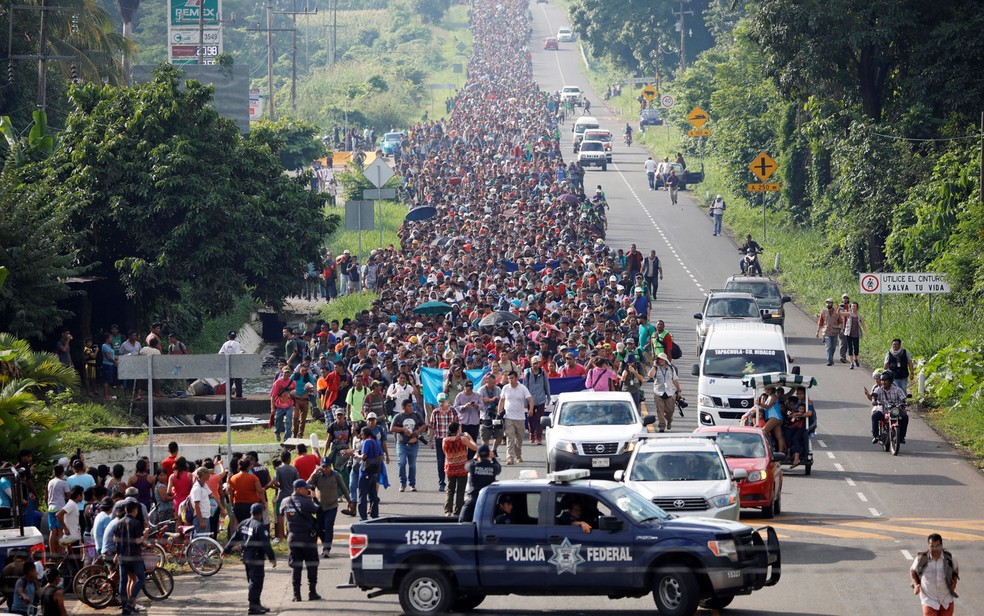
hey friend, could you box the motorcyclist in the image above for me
[865,370,909,444]
[738,234,763,274]
[624,123,633,145]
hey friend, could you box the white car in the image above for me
[577,140,608,171]
[616,435,746,520]
[542,391,656,478]
[560,85,583,106]
[557,27,574,42]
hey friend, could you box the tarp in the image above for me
[420,368,587,406]
[741,372,817,389]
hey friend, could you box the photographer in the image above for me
[477,373,504,456]
[389,399,427,493]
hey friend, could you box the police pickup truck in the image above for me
[346,469,780,616]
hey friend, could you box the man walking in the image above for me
[884,338,916,394]
[308,458,352,558]
[223,502,276,615]
[113,501,147,615]
[355,427,384,520]
[498,371,533,465]
[280,479,321,602]
[523,358,551,446]
[910,533,959,616]
[218,330,245,399]
[666,170,680,205]
[816,298,843,366]
[648,353,681,432]
[390,399,426,492]
[429,393,459,492]
[453,380,483,458]
[644,156,658,190]
[710,195,726,236]
[642,250,663,299]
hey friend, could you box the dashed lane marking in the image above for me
[846,478,856,487]
[769,518,984,541]
[818,439,828,448]
[833,463,844,472]
[857,492,868,502]
[900,549,913,560]
[869,508,881,517]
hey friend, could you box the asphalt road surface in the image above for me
[71,3,982,615]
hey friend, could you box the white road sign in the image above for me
[364,157,395,188]
[660,94,675,108]
[859,272,950,295]
[169,28,221,45]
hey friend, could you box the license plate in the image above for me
[591,457,611,468]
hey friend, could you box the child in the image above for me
[83,338,99,396]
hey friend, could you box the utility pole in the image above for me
[278,0,317,112]
[267,4,274,119]
[6,3,78,110]
[674,0,693,72]
[330,0,338,66]
[980,111,983,204]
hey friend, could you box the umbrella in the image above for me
[405,205,437,222]
[558,194,579,204]
[430,236,453,248]
[413,301,453,316]
[479,311,519,328]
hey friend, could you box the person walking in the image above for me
[453,379,484,458]
[390,399,426,492]
[842,301,866,369]
[666,170,680,205]
[816,298,843,366]
[291,364,318,439]
[227,459,263,532]
[644,156,658,190]
[910,533,959,616]
[429,393,460,492]
[355,426,384,520]
[710,195,726,236]
[280,479,321,603]
[884,338,916,395]
[642,250,663,300]
[498,371,533,465]
[458,445,501,522]
[442,422,478,518]
[113,501,147,615]
[307,457,353,558]
[223,502,276,615]
[269,367,294,444]
[218,330,245,399]
[523,357,551,446]
[37,568,67,616]
[272,451,297,543]
[648,353,681,432]
[837,294,852,363]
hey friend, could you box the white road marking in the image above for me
[900,549,912,560]
[826,451,836,459]
[857,492,868,502]
[845,478,856,487]
[833,463,844,472]
[817,439,827,448]
[869,508,881,517]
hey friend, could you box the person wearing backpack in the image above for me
[355,427,384,520]
[884,338,916,394]
[650,320,679,361]
[648,353,682,432]
[910,533,959,616]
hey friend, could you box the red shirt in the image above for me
[293,454,320,482]
[161,455,177,476]
[561,363,587,378]
[443,437,470,478]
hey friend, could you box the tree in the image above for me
[407,0,450,25]
[32,65,338,323]
[249,117,328,170]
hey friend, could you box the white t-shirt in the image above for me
[190,480,212,520]
[47,477,69,511]
[387,382,414,410]
[60,499,81,542]
[500,383,532,420]
[644,159,657,172]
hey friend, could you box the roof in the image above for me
[705,291,758,300]
[704,322,784,346]
[742,372,817,389]
[555,391,635,403]
[635,435,721,452]
[695,425,768,436]
[725,275,779,285]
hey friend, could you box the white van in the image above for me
[572,116,600,148]
[691,322,790,426]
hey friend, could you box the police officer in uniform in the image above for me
[280,479,322,602]
[223,502,276,614]
[458,444,501,522]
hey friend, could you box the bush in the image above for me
[46,392,145,454]
[319,292,379,326]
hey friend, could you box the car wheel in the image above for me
[699,596,735,610]
[773,489,782,515]
[601,165,607,171]
[762,496,775,518]
[652,566,699,616]
[399,568,454,616]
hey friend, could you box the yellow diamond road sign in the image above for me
[641,85,658,102]
[749,151,778,182]
[687,106,709,128]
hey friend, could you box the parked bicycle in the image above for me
[144,514,224,577]
[79,550,174,609]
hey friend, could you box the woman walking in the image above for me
[843,302,867,369]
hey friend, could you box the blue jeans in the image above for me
[348,462,360,504]
[434,438,446,489]
[823,336,837,363]
[118,558,145,610]
[713,213,723,235]
[274,406,293,440]
[319,507,339,551]
[358,473,379,520]
[647,171,655,189]
[397,442,419,487]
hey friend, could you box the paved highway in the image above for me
[72,4,982,615]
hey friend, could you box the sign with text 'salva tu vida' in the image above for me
[859,272,950,295]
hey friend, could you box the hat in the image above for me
[634,287,643,293]
[57,457,69,469]
[320,456,332,466]
[656,352,670,362]
[335,408,345,415]
[464,379,474,386]
[292,479,310,489]
[825,298,834,303]
[250,503,264,515]
[477,445,491,457]
[609,275,617,282]
[842,294,850,299]
[437,392,448,402]
[228,330,237,338]
[414,322,424,328]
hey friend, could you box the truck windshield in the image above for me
[725,281,781,301]
[702,350,785,378]
[606,486,669,523]
[715,432,767,458]
[630,451,728,482]
[705,298,759,318]
[558,401,636,426]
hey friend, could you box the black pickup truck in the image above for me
[346,469,780,616]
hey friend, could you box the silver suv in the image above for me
[693,291,763,353]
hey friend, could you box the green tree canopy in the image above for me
[33,65,337,322]
[249,117,328,170]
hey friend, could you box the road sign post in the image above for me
[641,85,658,103]
[363,158,396,250]
[748,152,778,241]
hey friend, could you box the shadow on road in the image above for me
[777,540,875,565]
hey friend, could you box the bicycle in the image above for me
[145,517,224,576]
[80,551,174,609]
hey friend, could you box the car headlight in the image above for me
[618,441,635,454]
[709,491,738,508]
[706,538,739,562]
[746,469,766,482]
[698,394,717,407]
[554,440,577,454]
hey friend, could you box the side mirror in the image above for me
[693,312,703,320]
[791,365,800,375]
[642,415,657,426]
[613,470,625,482]
[540,416,552,428]
[906,394,913,399]
[598,515,624,532]
[773,451,787,462]
[691,363,699,376]
[732,468,748,480]
[782,296,792,303]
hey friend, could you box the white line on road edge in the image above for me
[845,478,856,487]
[901,549,913,560]
[857,492,868,502]
[818,439,827,448]
[826,451,836,459]
[833,463,844,472]
[869,508,881,517]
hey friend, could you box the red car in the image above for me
[543,37,558,50]
[694,425,784,517]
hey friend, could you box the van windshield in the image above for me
[575,124,599,134]
[702,349,785,378]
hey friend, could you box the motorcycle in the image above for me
[624,132,633,146]
[739,248,763,276]
[876,403,904,455]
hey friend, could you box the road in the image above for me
[71,3,982,615]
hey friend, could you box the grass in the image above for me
[211,425,281,446]
[419,5,472,121]
[925,401,984,470]
[324,199,405,258]
[49,395,146,453]
[318,291,379,325]
[186,296,258,355]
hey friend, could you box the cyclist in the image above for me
[866,371,908,444]
[624,123,633,146]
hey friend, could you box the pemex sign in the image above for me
[170,0,221,26]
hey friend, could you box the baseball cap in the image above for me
[320,456,332,466]
[293,479,310,489]
[250,503,264,515]
[477,445,491,457]
[228,330,237,338]
[437,392,448,402]
[366,412,378,420]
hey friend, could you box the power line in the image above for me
[868,131,983,143]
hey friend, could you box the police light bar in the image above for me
[547,469,591,484]
[518,470,540,481]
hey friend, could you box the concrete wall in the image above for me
[82,442,286,470]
